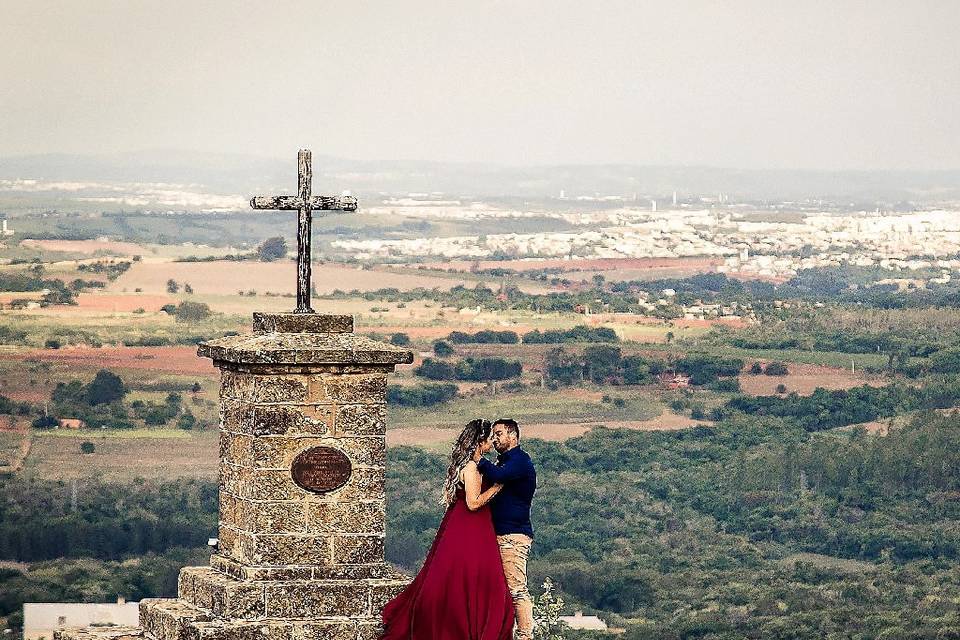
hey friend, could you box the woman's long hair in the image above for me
[440,418,492,508]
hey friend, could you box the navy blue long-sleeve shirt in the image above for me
[477,446,536,538]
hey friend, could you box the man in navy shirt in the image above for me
[475,418,537,640]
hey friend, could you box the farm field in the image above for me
[737,361,888,396]
[21,238,146,255]
[388,412,709,452]
[388,387,663,430]
[106,260,552,297]
[23,430,218,481]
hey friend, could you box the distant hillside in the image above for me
[2,151,960,201]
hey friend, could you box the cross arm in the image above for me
[249,195,359,211]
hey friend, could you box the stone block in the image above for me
[337,436,386,468]
[178,567,265,619]
[220,401,254,433]
[355,622,384,640]
[217,526,240,560]
[55,628,143,640]
[306,501,384,535]
[250,436,331,470]
[264,581,369,618]
[140,598,212,640]
[220,433,253,464]
[332,535,384,565]
[369,578,410,613]
[317,374,387,404]
[292,622,357,640]
[334,467,385,502]
[334,404,386,436]
[219,372,254,402]
[238,469,303,501]
[236,499,305,534]
[189,620,294,640]
[251,405,332,436]
[249,376,308,404]
[219,464,241,496]
[237,533,332,566]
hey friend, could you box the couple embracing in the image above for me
[381,418,538,640]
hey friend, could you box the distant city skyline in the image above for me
[2,1,959,171]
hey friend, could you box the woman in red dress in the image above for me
[381,419,515,640]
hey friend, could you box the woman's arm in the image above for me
[477,482,503,508]
[463,462,502,511]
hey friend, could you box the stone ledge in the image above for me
[55,627,144,640]
[173,565,410,621]
[140,598,213,640]
[209,554,408,582]
[199,333,413,367]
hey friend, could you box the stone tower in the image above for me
[58,313,413,640]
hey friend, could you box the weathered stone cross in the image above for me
[250,149,358,314]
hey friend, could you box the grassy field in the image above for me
[388,387,662,430]
[23,429,218,481]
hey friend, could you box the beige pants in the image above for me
[497,533,534,640]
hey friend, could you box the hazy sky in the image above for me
[2,1,959,170]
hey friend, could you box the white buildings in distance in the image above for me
[337,206,960,280]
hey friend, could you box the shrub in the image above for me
[173,301,212,322]
[522,326,619,344]
[387,383,458,407]
[32,415,58,429]
[708,378,741,392]
[447,330,520,344]
[390,333,411,346]
[750,362,764,375]
[79,441,95,454]
[764,361,790,376]
[433,341,454,357]
[415,358,456,380]
[44,339,61,349]
[177,412,196,430]
[86,370,126,405]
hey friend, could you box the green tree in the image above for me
[583,345,622,384]
[764,361,790,376]
[166,279,179,294]
[545,347,582,386]
[173,301,212,322]
[85,370,126,405]
[257,236,288,262]
[433,341,454,357]
[177,412,196,430]
[390,333,411,346]
[79,441,96,454]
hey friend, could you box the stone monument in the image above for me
[58,152,414,640]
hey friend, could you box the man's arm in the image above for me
[477,454,529,484]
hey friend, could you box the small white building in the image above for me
[560,611,609,631]
[23,601,139,640]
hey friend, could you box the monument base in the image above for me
[57,313,414,640]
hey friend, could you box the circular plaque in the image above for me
[291,446,352,494]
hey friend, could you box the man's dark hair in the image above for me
[493,418,520,440]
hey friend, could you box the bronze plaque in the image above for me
[291,446,352,494]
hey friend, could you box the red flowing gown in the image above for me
[380,485,515,640]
